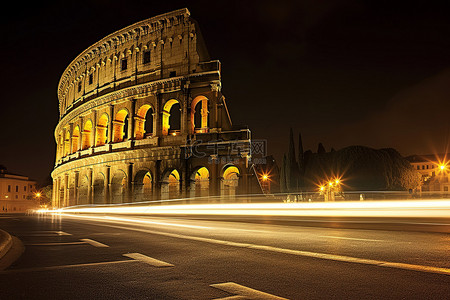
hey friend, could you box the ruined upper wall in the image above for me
[58,8,212,118]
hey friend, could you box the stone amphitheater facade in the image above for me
[52,8,253,207]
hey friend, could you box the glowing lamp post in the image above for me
[319,178,342,201]
[260,173,271,194]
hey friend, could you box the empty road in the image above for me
[0,212,449,299]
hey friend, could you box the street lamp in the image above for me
[318,177,343,202]
[259,172,271,194]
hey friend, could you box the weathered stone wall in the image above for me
[52,9,253,208]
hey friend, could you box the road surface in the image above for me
[0,213,449,299]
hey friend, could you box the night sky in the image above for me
[1,0,450,185]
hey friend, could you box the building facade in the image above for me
[52,9,254,208]
[406,154,450,193]
[0,166,38,213]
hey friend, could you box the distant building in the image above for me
[406,154,450,193]
[0,165,38,213]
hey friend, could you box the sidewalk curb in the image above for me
[0,236,25,271]
[0,229,13,261]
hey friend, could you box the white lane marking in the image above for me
[55,231,71,236]
[211,282,288,300]
[213,296,247,300]
[104,216,210,229]
[85,221,450,276]
[269,218,450,226]
[19,231,71,236]
[319,236,384,242]
[0,260,137,274]
[79,238,109,247]
[26,242,87,246]
[123,253,174,267]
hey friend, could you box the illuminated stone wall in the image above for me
[52,9,252,207]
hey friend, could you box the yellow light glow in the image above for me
[262,174,268,181]
[320,186,325,191]
[35,192,41,198]
[172,132,177,136]
[335,179,340,184]
[328,181,333,186]
[41,199,450,219]
[440,165,446,171]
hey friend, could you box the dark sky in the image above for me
[1,0,450,185]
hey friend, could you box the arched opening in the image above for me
[93,173,105,204]
[190,96,209,134]
[64,130,71,156]
[111,171,127,204]
[71,126,80,153]
[162,99,181,136]
[113,109,129,142]
[58,134,63,159]
[96,113,109,146]
[190,167,210,198]
[221,165,240,198]
[161,169,180,199]
[134,170,153,202]
[78,175,89,205]
[68,177,76,206]
[82,120,93,150]
[135,104,154,139]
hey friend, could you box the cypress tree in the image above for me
[287,128,299,192]
[317,142,326,154]
[298,132,305,190]
[280,154,287,193]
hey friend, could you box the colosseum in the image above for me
[52,8,256,207]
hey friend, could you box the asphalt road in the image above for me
[0,213,449,299]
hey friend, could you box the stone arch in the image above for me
[58,134,63,159]
[111,170,127,204]
[113,109,129,142]
[68,174,76,207]
[135,104,154,139]
[78,175,89,205]
[134,169,153,202]
[190,96,209,134]
[221,165,240,198]
[93,172,105,204]
[96,113,109,146]
[161,168,180,200]
[72,126,80,153]
[82,119,93,150]
[64,130,71,157]
[162,99,181,136]
[190,166,210,198]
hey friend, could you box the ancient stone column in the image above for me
[127,162,134,203]
[74,171,79,205]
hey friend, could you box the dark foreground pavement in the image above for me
[0,213,449,299]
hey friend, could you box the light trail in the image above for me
[38,199,450,218]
